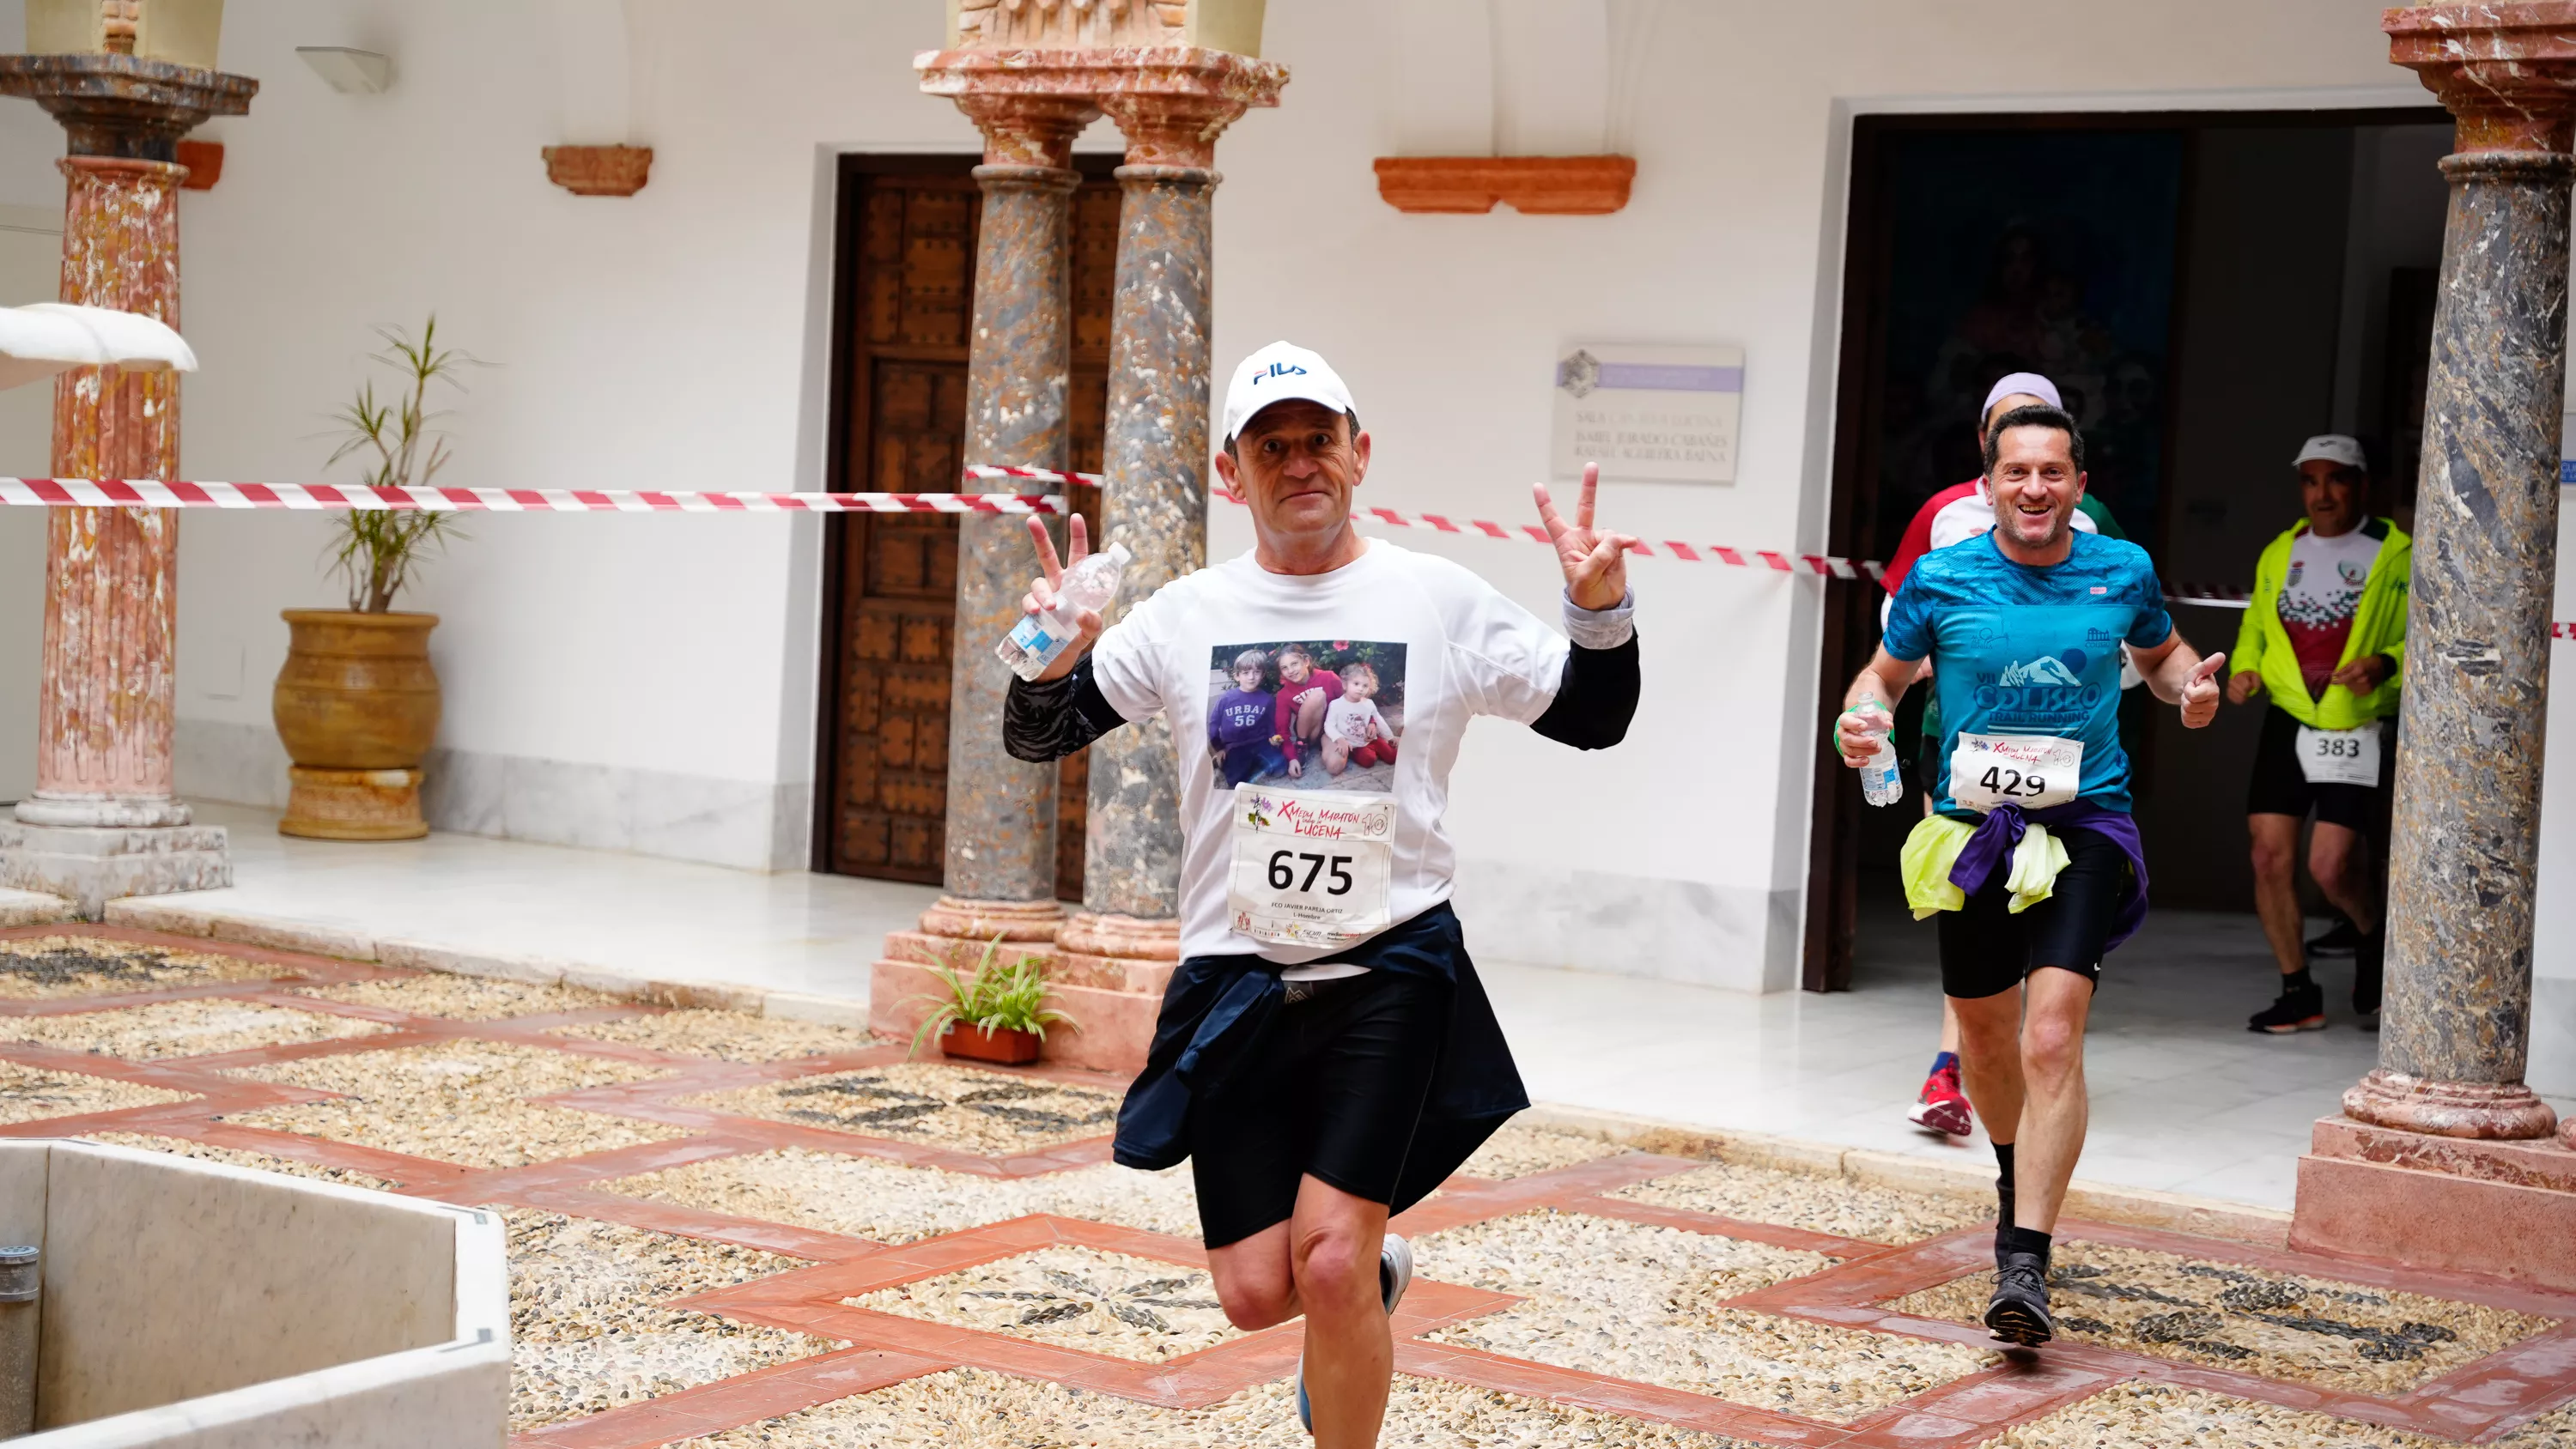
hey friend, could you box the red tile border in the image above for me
[9,927,2575,1447]
[509,1347,951,1449]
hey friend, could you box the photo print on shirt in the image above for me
[1206,640,1408,794]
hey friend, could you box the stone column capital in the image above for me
[2387,3,2576,153]
[947,91,1099,170]
[0,52,254,161]
[918,45,1285,170]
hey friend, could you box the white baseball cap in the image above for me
[1982,372,2063,415]
[1221,341,1357,447]
[2293,434,2367,470]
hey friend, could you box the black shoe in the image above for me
[1985,1252,2056,1346]
[2353,931,2384,1028]
[2306,918,2362,957]
[2249,981,2325,1034]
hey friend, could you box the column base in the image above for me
[915,895,1065,943]
[279,767,427,841]
[869,910,1176,1077]
[13,793,191,828]
[2293,1113,2576,1290]
[2341,1068,2561,1140]
[0,820,231,921]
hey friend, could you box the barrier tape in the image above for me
[969,465,1886,579]
[8,467,2564,635]
[0,478,1064,514]
[970,466,2576,631]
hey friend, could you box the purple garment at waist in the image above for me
[1944,801,2150,952]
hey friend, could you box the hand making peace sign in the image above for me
[1534,462,1641,612]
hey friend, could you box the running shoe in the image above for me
[2248,980,2325,1034]
[1297,1234,1415,1432]
[1380,1233,1413,1315]
[1908,1061,1974,1138]
[2306,917,2362,957]
[1984,1250,2056,1346]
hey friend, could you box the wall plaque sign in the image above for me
[1552,343,1743,484]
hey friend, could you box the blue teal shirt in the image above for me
[1883,530,2173,815]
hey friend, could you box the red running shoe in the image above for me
[1908,1061,1974,1138]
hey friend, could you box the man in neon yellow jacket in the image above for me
[2225,435,2409,1035]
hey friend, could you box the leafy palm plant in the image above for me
[325,317,477,612]
[908,936,1080,1056]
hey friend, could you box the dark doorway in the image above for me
[1807,109,2450,991]
[815,155,1120,892]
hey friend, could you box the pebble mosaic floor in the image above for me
[3,925,2571,1448]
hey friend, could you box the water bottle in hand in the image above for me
[996,541,1133,682]
[1860,719,1904,808]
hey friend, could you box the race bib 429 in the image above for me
[1949,732,2083,813]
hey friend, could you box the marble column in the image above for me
[0,53,252,918]
[1054,83,1267,969]
[2344,8,2573,1143]
[917,94,1097,947]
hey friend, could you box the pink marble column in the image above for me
[0,52,252,915]
[20,156,186,828]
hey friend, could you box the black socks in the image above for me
[2283,967,2316,992]
[1997,1225,2053,1266]
[1994,1142,2016,1229]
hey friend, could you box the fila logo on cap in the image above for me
[1223,341,1358,445]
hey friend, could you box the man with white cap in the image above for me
[2228,435,2409,1034]
[1876,373,2124,1144]
[1000,341,1643,1446]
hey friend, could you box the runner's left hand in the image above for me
[1535,463,1641,612]
[2328,654,2391,694]
[2180,652,2225,729]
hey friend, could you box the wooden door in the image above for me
[820,160,1117,896]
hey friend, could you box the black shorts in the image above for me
[1938,825,2130,998]
[1188,970,1444,1249]
[2245,706,2388,831]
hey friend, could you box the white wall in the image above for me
[0,0,2506,993]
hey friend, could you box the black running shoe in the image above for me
[2353,931,2384,1030]
[1985,1252,2056,1346]
[2249,980,2325,1034]
[2306,918,2362,957]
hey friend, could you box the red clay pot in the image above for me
[939,1022,1042,1065]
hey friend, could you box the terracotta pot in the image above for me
[272,609,441,840]
[939,1022,1043,1065]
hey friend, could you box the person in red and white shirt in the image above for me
[1880,373,2120,1146]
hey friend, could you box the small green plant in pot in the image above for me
[908,937,1079,1066]
[272,317,482,841]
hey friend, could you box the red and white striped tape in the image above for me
[966,465,1882,579]
[0,477,1064,514]
[969,465,2576,634]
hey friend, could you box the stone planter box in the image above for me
[0,1139,507,1446]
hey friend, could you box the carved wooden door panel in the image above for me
[829,500,959,882]
[823,161,1117,896]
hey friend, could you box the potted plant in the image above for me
[270,318,475,840]
[908,937,1079,1065]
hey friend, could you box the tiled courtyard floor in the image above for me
[4,925,2572,1448]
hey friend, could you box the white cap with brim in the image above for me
[1222,341,1357,447]
[2293,434,2367,471]
[1983,372,2062,416]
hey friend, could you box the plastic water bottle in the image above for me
[996,542,1132,682]
[1860,724,1905,808]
